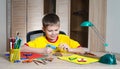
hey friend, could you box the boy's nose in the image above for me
[52,31,56,35]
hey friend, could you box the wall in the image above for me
[56,0,70,35]
[89,0,107,52]
[106,0,120,53]
[0,0,6,54]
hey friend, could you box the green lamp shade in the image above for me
[99,54,117,65]
[80,21,94,27]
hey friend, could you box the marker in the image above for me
[46,44,56,50]
[10,38,12,49]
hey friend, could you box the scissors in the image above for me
[33,59,46,65]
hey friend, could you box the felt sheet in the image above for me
[21,52,44,59]
[58,54,99,64]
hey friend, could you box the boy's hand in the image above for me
[58,43,71,52]
[44,47,53,54]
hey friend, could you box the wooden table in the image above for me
[0,52,120,69]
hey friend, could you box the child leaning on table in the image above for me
[20,13,85,55]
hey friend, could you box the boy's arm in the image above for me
[58,43,85,54]
[68,47,85,54]
[20,45,53,54]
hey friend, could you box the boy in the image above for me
[20,13,85,54]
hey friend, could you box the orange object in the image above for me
[22,59,33,63]
[77,58,87,62]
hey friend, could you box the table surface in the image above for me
[0,52,120,69]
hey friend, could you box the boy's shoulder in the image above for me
[59,34,69,38]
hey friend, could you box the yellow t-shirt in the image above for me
[26,34,80,52]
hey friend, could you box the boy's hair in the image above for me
[42,13,60,28]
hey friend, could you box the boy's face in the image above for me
[43,25,60,42]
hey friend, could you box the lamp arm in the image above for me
[80,21,108,47]
[91,26,107,45]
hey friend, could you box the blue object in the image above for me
[5,53,10,57]
[99,54,117,65]
[24,53,32,56]
[23,53,32,59]
[103,43,109,47]
[80,21,94,27]
[14,60,21,63]
[46,44,56,50]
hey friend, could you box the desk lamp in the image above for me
[80,21,117,65]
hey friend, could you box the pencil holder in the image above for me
[10,49,20,62]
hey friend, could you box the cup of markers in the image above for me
[9,37,22,63]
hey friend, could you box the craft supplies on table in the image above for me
[9,32,22,63]
[58,54,99,64]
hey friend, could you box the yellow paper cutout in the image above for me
[58,54,99,64]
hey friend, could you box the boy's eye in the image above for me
[55,29,58,31]
[48,30,52,32]
[47,29,59,32]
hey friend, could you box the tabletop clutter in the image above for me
[8,41,99,65]
[8,50,99,65]
[9,32,21,63]
[7,32,108,65]
[8,32,54,65]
